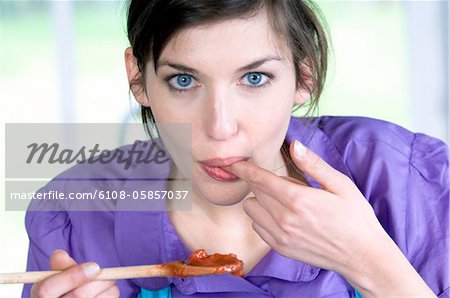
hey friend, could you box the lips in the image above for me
[199,157,248,182]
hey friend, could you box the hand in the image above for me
[227,140,435,297]
[31,250,119,298]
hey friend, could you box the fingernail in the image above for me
[83,262,100,278]
[52,249,69,260]
[53,249,65,255]
[294,140,307,160]
[58,249,69,256]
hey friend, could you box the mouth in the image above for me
[199,157,248,182]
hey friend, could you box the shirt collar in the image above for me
[159,210,321,295]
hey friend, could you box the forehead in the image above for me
[158,11,290,66]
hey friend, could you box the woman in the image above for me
[24,0,449,297]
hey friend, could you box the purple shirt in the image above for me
[22,116,450,297]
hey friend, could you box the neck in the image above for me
[166,152,287,268]
[169,151,288,231]
[191,189,254,230]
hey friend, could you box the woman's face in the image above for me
[129,11,307,206]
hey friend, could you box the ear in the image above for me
[124,47,150,107]
[294,87,311,105]
[294,61,314,105]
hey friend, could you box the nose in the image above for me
[204,88,238,141]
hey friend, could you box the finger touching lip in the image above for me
[199,157,249,167]
[225,161,286,190]
[223,160,259,179]
[226,161,303,203]
[199,157,249,182]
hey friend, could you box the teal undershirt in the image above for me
[138,286,172,298]
[138,286,363,297]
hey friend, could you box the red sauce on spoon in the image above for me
[187,249,244,276]
[159,249,244,278]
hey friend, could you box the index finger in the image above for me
[290,140,355,196]
[226,161,303,198]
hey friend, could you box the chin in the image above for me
[208,196,246,206]
[193,180,251,206]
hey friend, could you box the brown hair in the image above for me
[126,0,329,182]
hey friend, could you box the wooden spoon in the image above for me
[0,249,244,284]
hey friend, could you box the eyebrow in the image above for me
[156,55,283,75]
[236,56,283,73]
[156,61,199,75]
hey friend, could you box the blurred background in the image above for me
[1,1,449,296]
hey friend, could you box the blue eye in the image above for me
[168,74,195,90]
[242,72,270,87]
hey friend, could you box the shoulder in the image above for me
[316,116,415,156]
[321,115,447,177]
[289,115,448,220]
[24,139,172,263]
[55,139,172,181]
[26,139,173,210]
[307,116,448,184]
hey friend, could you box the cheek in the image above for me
[250,88,296,131]
[258,112,291,146]
[145,81,177,123]
[146,80,198,124]
[241,108,291,164]
[249,90,295,151]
